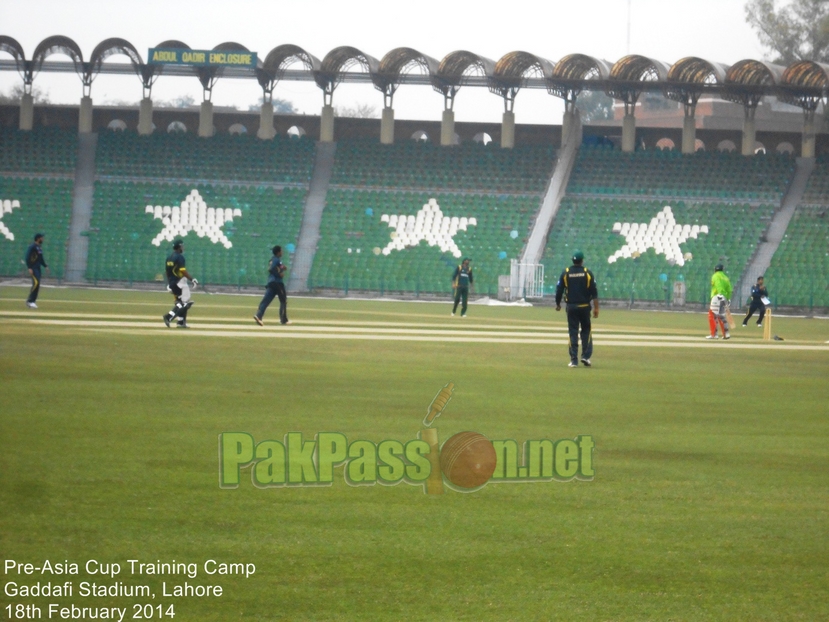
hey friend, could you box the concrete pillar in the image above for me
[198,101,214,137]
[562,109,577,145]
[79,96,93,134]
[501,111,515,149]
[257,101,276,140]
[138,98,154,135]
[622,112,636,152]
[802,110,816,158]
[380,106,394,145]
[19,93,34,130]
[682,114,696,154]
[741,115,756,156]
[441,109,455,146]
[320,104,334,142]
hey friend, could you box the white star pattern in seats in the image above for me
[380,198,476,258]
[146,189,241,248]
[608,206,708,267]
[0,199,21,241]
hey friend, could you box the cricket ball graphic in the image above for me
[439,431,497,490]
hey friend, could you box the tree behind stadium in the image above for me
[745,0,829,64]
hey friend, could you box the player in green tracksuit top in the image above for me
[451,258,473,317]
[708,263,732,339]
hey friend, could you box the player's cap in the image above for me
[462,257,470,262]
[34,232,44,240]
[572,250,584,262]
[714,263,723,271]
[272,245,282,254]
[173,239,184,249]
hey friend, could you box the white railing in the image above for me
[510,260,545,300]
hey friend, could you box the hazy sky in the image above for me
[0,0,767,124]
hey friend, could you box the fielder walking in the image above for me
[451,258,473,317]
[555,250,599,367]
[25,232,48,308]
[163,239,198,329]
[254,245,290,326]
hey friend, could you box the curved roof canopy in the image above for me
[431,50,494,104]
[664,56,727,106]
[31,35,83,80]
[606,54,669,104]
[315,46,379,98]
[258,44,320,94]
[3,35,829,114]
[723,59,784,107]
[548,53,611,101]
[374,47,438,103]
[0,35,32,84]
[89,38,143,82]
[780,60,829,109]
[196,42,251,97]
[488,51,554,109]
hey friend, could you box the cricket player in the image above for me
[708,263,732,339]
[25,232,48,308]
[163,239,198,328]
[555,250,599,367]
[451,258,474,317]
[742,276,768,327]
[708,294,729,340]
[254,245,290,326]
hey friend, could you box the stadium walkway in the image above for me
[288,142,336,293]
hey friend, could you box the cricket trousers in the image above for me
[27,270,41,303]
[708,310,726,336]
[566,304,593,363]
[453,287,469,315]
[743,301,765,325]
[256,282,288,324]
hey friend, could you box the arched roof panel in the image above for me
[609,54,669,82]
[431,50,494,96]
[263,44,320,78]
[552,54,611,81]
[667,57,727,84]
[724,59,784,86]
[0,36,31,82]
[493,50,554,82]
[315,46,379,92]
[31,35,83,75]
[723,59,785,107]
[607,54,670,102]
[489,51,554,100]
[781,60,829,89]
[664,56,727,103]
[89,38,143,78]
[378,47,438,77]
[374,47,439,94]
[197,42,252,91]
[259,44,320,92]
[548,53,611,99]
[780,60,829,109]
[0,36,25,63]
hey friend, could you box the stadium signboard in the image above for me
[148,48,257,68]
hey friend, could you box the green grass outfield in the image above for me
[2,285,828,621]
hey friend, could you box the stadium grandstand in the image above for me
[0,35,827,311]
